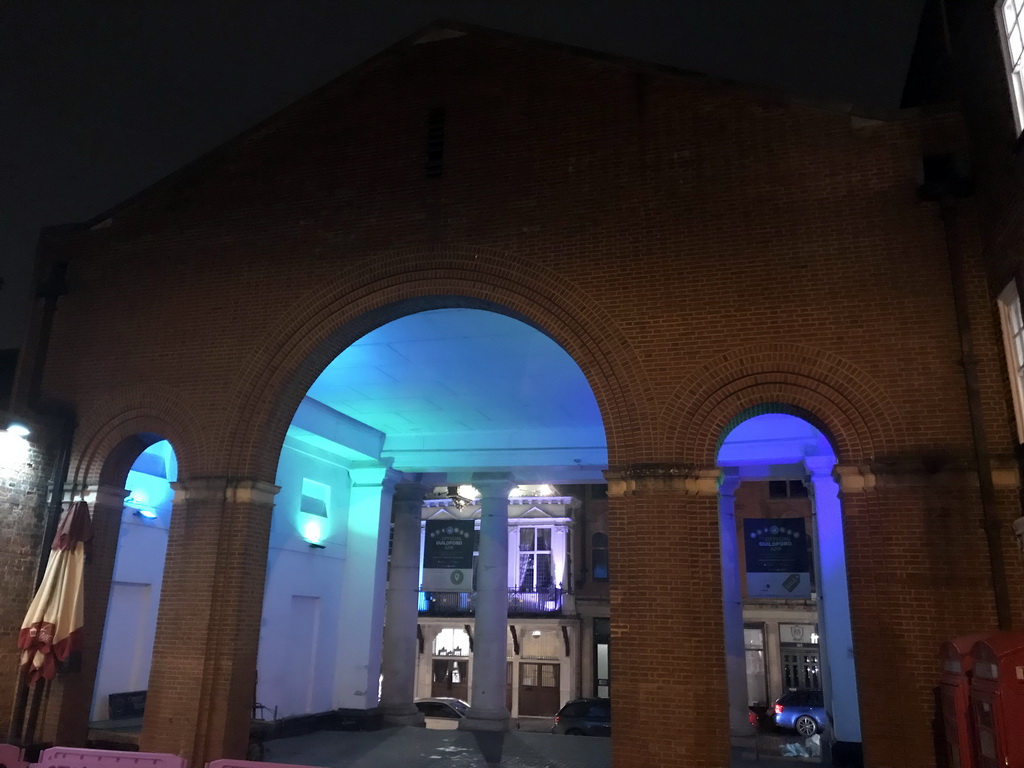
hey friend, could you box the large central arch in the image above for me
[220,245,652,480]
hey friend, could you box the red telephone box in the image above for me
[970,631,1024,768]
[940,633,991,768]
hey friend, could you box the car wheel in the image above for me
[794,715,818,737]
[566,728,586,736]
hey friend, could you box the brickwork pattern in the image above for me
[141,483,274,763]
[0,436,52,730]
[607,489,728,768]
[5,30,1018,768]
[841,480,1003,768]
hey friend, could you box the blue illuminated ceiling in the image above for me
[718,413,835,477]
[298,309,608,481]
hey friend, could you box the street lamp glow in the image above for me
[5,422,30,438]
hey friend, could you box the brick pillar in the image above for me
[836,462,1004,768]
[380,480,429,725]
[606,465,728,768]
[140,478,278,766]
[38,485,128,747]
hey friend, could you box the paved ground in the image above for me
[263,726,823,768]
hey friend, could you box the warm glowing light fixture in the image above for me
[456,484,479,501]
[5,422,30,438]
[125,489,158,519]
[303,520,325,548]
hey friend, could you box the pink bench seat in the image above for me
[36,747,185,768]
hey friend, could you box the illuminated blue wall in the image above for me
[91,439,177,721]
[718,413,860,743]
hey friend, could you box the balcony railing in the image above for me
[418,588,566,617]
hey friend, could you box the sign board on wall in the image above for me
[779,623,818,645]
[743,518,811,598]
[422,520,475,592]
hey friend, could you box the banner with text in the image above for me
[743,518,811,598]
[422,520,475,592]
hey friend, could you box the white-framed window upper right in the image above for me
[998,0,1024,134]
[998,281,1024,443]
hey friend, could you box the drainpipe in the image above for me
[922,158,1012,630]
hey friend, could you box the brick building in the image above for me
[3,20,1024,768]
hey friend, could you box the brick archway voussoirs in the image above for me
[663,344,906,465]
[221,245,652,478]
[69,383,204,493]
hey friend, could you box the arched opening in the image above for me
[90,439,177,724]
[718,412,861,760]
[256,307,609,728]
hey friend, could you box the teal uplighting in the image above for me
[125,439,177,520]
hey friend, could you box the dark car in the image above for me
[773,690,827,736]
[551,697,611,736]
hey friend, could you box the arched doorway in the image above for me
[256,307,609,727]
[91,439,177,725]
[718,412,861,759]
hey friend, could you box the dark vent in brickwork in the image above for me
[426,107,445,177]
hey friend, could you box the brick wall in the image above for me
[0,431,54,729]
[7,29,1018,768]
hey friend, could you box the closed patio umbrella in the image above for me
[18,500,93,682]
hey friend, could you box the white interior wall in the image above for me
[90,457,174,721]
[257,440,351,718]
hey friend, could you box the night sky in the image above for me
[0,1,924,349]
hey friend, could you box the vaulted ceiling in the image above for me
[299,308,608,482]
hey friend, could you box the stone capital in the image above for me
[803,455,835,479]
[77,484,130,509]
[604,464,721,498]
[837,453,1021,491]
[834,464,876,494]
[471,472,517,499]
[171,477,280,506]
[349,463,401,490]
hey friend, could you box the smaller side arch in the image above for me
[665,344,906,465]
[70,384,204,492]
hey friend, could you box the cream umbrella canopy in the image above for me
[18,500,93,683]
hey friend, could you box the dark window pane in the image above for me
[536,554,553,590]
[536,528,551,551]
[520,527,534,551]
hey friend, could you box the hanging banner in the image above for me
[744,518,811,598]
[422,520,475,592]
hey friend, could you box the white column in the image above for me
[333,465,399,710]
[719,471,751,739]
[805,456,861,744]
[380,480,430,725]
[460,472,516,732]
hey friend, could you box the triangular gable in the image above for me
[43,18,887,241]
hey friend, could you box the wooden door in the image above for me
[431,659,469,701]
[518,662,560,716]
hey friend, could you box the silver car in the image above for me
[414,697,470,730]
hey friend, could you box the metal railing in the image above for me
[418,588,565,616]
